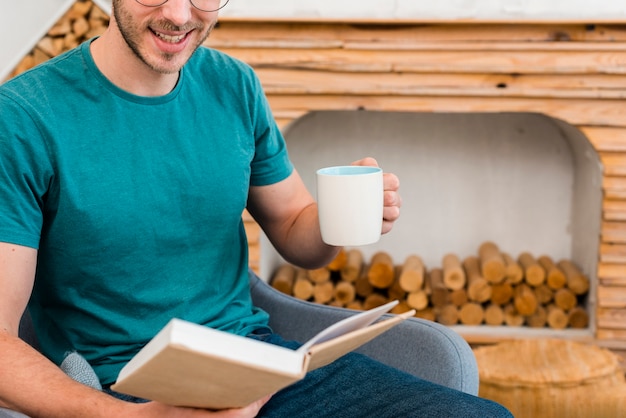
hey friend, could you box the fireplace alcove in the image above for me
[261,110,603,340]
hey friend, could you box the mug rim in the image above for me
[317,166,382,176]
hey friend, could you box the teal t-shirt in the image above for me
[0,40,293,385]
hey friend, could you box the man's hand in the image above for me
[351,157,402,234]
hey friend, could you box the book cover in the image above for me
[111,301,414,409]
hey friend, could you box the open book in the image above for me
[111,300,415,409]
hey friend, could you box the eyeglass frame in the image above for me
[134,0,230,13]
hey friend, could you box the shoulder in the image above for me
[1,45,85,109]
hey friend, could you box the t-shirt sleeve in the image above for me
[247,73,294,187]
[0,93,52,249]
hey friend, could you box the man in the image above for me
[0,0,512,416]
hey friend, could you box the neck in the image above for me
[90,27,180,97]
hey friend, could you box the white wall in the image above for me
[92,0,626,21]
[219,0,626,21]
[2,0,626,80]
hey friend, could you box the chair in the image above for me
[1,269,478,417]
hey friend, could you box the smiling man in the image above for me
[93,0,219,94]
[0,1,512,417]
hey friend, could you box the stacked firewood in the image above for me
[9,0,110,79]
[270,242,590,329]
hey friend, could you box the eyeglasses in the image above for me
[134,0,229,13]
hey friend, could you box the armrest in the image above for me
[0,410,28,418]
[249,269,479,395]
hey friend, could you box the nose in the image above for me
[159,0,193,26]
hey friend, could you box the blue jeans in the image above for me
[105,331,512,417]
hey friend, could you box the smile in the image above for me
[152,29,188,43]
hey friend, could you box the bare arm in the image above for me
[0,243,269,417]
[247,169,340,269]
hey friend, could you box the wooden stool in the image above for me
[474,339,626,418]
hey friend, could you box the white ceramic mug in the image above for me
[316,165,384,246]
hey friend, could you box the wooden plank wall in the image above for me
[206,21,626,355]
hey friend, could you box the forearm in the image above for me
[0,330,133,418]
[248,171,341,270]
[273,201,340,269]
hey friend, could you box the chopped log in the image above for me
[340,249,363,282]
[354,272,374,298]
[37,37,60,58]
[367,251,395,289]
[423,269,432,295]
[66,1,93,20]
[48,19,72,37]
[391,300,413,315]
[479,241,506,283]
[327,248,348,271]
[538,255,567,290]
[514,283,538,316]
[490,282,514,306]
[558,259,590,295]
[428,268,450,307]
[88,5,109,27]
[271,264,296,295]
[398,254,425,292]
[406,290,429,310]
[345,300,364,311]
[333,281,356,306]
[547,305,569,329]
[415,307,436,322]
[518,252,546,287]
[504,304,525,327]
[313,281,334,304]
[533,283,554,305]
[442,253,466,290]
[459,302,484,325]
[63,32,79,50]
[308,267,330,284]
[554,288,577,311]
[13,55,35,75]
[328,300,344,308]
[484,304,505,326]
[72,17,91,39]
[387,276,406,302]
[436,304,459,326]
[53,38,65,55]
[293,275,314,300]
[33,48,52,66]
[463,256,492,303]
[503,253,524,284]
[568,306,590,329]
[449,288,468,307]
[526,305,548,328]
[363,293,389,310]
[90,3,110,22]
[86,21,108,39]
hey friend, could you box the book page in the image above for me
[297,300,399,353]
[305,310,415,371]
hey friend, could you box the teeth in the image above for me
[154,31,186,43]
